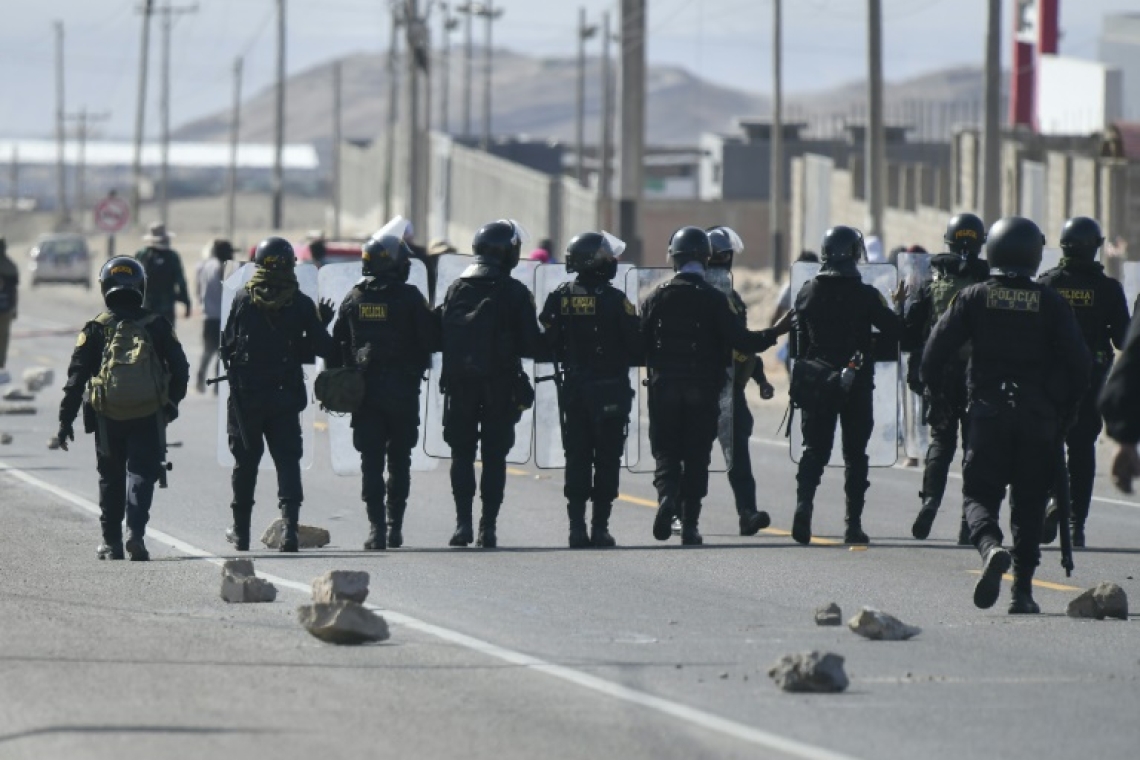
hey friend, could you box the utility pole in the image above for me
[770,0,784,277]
[576,8,598,185]
[155,2,199,224]
[8,147,18,219]
[66,108,111,224]
[405,0,428,236]
[132,1,155,227]
[481,2,504,150]
[383,6,403,221]
[331,59,342,239]
[599,11,614,229]
[226,57,243,240]
[865,0,885,244]
[458,2,474,138]
[272,0,286,230]
[619,0,646,262]
[54,21,68,226]
[982,0,1002,222]
[439,5,459,134]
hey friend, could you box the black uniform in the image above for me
[792,275,899,543]
[220,281,335,542]
[1037,257,1129,536]
[903,253,989,540]
[1100,307,1140,445]
[640,271,775,544]
[60,305,188,556]
[539,273,641,545]
[329,275,439,546]
[923,275,1090,607]
[438,261,541,547]
[135,246,190,325]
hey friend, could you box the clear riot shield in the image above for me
[317,260,438,475]
[625,267,733,474]
[788,262,899,467]
[532,263,639,469]
[216,262,319,469]
[897,253,931,461]
[1123,261,1140,316]
[422,253,537,464]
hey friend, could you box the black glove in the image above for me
[164,403,179,424]
[55,421,75,452]
[318,298,336,327]
[758,380,775,400]
[926,395,951,430]
[753,328,777,353]
[184,303,192,319]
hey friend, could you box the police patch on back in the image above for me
[561,296,596,316]
[359,303,388,321]
[986,287,1040,312]
[1056,288,1094,308]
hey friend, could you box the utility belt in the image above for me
[788,357,842,411]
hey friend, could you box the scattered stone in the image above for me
[260,518,331,549]
[2,388,33,401]
[719,672,729,679]
[0,404,35,415]
[219,558,277,603]
[815,602,843,626]
[47,436,61,450]
[1067,583,1129,620]
[297,602,389,645]
[768,651,849,693]
[311,570,370,604]
[23,367,53,393]
[847,607,922,641]
[1,433,12,445]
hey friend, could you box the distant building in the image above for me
[1100,12,1140,121]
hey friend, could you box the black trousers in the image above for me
[648,377,721,514]
[724,387,756,514]
[796,384,873,506]
[444,381,519,511]
[197,317,221,387]
[1064,365,1108,525]
[354,398,420,521]
[561,390,628,509]
[921,367,970,508]
[94,415,163,542]
[228,391,304,516]
[962,392,1057,575]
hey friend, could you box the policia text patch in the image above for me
[985,288,1040,312]
[561,296,596,316]
[359,303,388,320]
[1056,288,1095,308]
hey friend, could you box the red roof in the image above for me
[1106,122,1140,160]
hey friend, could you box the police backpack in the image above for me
[87,313,169,421]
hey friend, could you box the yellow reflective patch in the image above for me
[561,296,596,316]
[75,331,87,347]
[1056,288,1094,308]
[110,265,133,276]
[986,287,1040,312]
[359,303,388,320]
[733,350,748,364]
[623,298,636,316]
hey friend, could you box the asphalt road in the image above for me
[1,276,1138,760]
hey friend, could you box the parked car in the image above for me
[295,237,369,266]
[29,233,92,288]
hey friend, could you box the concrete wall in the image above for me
[639,199,785,270]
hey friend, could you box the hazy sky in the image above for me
[0,0,1136,139]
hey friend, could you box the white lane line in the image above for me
[749,436,1140,512]
[0,460,858,760]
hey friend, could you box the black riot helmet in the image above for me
[1059,216,1105,261]
[362,234,412,280]
[99,256,147,308]
[472,220,523,270]
[565,232,619,280]
[253,236,297,271]
[818,226,865,278]
[985,217,1044,278]
[707,226,744,270]
[944,213,986,256]
[667,226,711,271]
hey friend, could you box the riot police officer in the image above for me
[923,217,1090,613]
[790,226,899,546]
[328,233,439,550]
[220,237,336,553]
[906,213,991,542]
[539,231,640,548]
[1037,217,1130,547]
[56,257,189,560]
[640,226,777,546]
[437,220,542,549]
[707,226,775,536]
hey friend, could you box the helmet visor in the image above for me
[600,230,627,258]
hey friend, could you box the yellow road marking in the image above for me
[506,467,529,477]
[967,570,1081,592]
[761,526,842,546]
[314,421,328,432]
[616,494,843,545]
[617,492,657,508]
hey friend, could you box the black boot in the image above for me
[738,508,771,536]
[567,501,590,548]
[125,531,150,562]
[279,501,300,553]
[911,492,939,540]
[1040,499,1060,545]
[680,500,703,546]
[844,500,870,545]
[363,501,387,551]
[477,503,499,548]
[1071,520,1086,548]
[652,494,678,542]
[225,503,252,551]
[591,502,616,547]
[1008,574,1040,614]
[449,501,474,547]
[792,485,814,546]
[97,540,124,560]
[973,540,1012,609]
[387,502,406,549]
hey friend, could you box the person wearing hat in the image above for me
[135,222,191,326]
